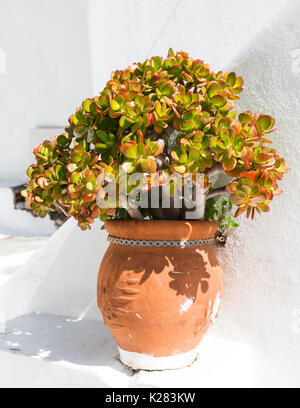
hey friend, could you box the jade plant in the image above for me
[22,49,289,231]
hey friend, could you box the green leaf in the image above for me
[135,95,146,110]
[222,156,237,171]
[235,77,244,87]
[207,82,222,98]
[239,112,252,123]
[231,87,243,94]
[168,48,175,57]
[140,157,156,173]
[161,82,176,97]
[258,115,275,130]
[82,99,92,113]
[137,142,147,156]
[98,117,118,131]
[152,56,163,71]
[226,72,236,86]
[172,164,186,174]
[189,148,200,162]
[74,126,87,138]
[181,120,195,132]
[26,167,34,178]
[179,153,188,164]
[100,213,109,222]
[95,130,108,142]
[171,151,179,161]
[120,143,138,159]
[110,99,120,111]
[119,115,135,130]
[94,143,108,152]
[55,165,65,181]
[70,172,81,184]
[125,104,137,118]
[57,134,70,148]
[210,95,227,107]
[71,151,82,163]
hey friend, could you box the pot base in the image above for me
[118,346,199,371]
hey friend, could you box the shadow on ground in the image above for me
[0,312,123,368]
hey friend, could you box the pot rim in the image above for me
[105,220,218,241]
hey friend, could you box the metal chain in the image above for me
[107,235,216,248]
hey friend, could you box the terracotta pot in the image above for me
[98,220,223,370]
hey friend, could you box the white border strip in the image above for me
[118,346,199,371]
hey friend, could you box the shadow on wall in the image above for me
[101,245,218,297]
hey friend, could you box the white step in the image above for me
[0,235,47,283]
[0,312,256,388]
[0,184,56,236]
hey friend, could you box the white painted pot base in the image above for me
[118,346,199,371]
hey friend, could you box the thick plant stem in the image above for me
[55,203,69,217]
[206,186,229,200]
[120,199,144,220]
[126,206,144,220]
[205,164,224,178]
[184,185,207,221]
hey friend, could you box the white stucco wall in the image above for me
[88,0,289,93]
[0,0,92,182]
[214,0,300,386]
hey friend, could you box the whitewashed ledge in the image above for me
[0,313,256,388]
[0,184,56,236]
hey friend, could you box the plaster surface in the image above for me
[214,0,300,386]
[0,313,256,388]
[0,219,105,321]
[88,0,289,93]
[0,235,46,277]
[0,0,92,181]
[0,186,56,236]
